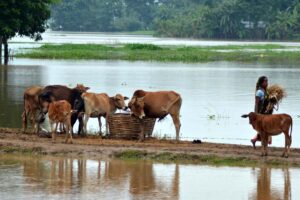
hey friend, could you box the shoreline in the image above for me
[1,128,300,167]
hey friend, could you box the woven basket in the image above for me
[108,113,156,139]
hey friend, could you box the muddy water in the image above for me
[0,154,298,200]
[1,58,300,147]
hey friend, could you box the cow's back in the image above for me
[24,86,44,109]
[43,85,72,101]
[261,114,292,134]
[48,100,71,122]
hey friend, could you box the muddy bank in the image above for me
[0,128,300,167]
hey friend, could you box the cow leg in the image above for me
[263,135,268,156]
[170,113,181,142]
[64,122,69,144]
[69,120,73,144]
[98,116,103,136]
[105,114,109,136]
[71,113,78,135]
[83,114,89,135]
[77,114,84,135]
[34,122,40,135]
[67,115,73,144]
[260,134,267,156]
[51,122,58,143]
[287,133,292,157]
[138,119,145,142]
[282,131,291,158]
[282,134,289,158]
[22,111,27,133]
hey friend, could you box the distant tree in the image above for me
[0,0,54,64]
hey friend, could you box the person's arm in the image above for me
[254,90,263,113]
[254,96,260,113]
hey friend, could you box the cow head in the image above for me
[38,92,55,113]
[111,94,129,110]
[241,112,257,125]
[74,84,90,93]
[128,97,145,119]
[73,97,84,113]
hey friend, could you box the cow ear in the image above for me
[241,114,249,118]
[124,96,129,100]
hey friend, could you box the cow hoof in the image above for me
[138,139,144,143]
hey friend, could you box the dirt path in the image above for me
[1,128,300,166]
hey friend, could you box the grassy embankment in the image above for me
[15,43,300,63]
[0,145,297,168]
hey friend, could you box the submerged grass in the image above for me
[114,150,298,167]
[15,43,300,63]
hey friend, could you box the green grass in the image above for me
[15,43,300,63]
[114,150,298,167]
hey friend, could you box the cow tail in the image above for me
[22,94,27,130]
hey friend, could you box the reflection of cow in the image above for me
[78,92,128,135]
[38,84,89,134]
[128,90,182,141]
[241,112,293,157]
[48,100,73,143]
[22,86,45,134]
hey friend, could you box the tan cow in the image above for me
[22,86,45,134]
[48,100,73,144]
[80,92,129,135]
[242,112,293,157]
[128,90,182,142]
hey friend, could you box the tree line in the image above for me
[50,0,300,40]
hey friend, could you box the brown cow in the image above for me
[22,86,45,134]
[128,90,182,142]
[241,112,293,157]
[80,92,129,135]
[48,100,73,144]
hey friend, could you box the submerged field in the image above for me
[15,43,300,63]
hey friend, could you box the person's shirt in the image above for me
[256,87,265,102]
[256,87,266,113]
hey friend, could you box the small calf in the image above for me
[48,100,73,143]
[242,112,293,157]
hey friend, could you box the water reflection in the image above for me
[250,167,291,200]
[0,155,299,200]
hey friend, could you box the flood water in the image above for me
[0,154,298,200]
[10,31,300,46]
[1,58,300,147]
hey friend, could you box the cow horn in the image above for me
[241,114,249,118]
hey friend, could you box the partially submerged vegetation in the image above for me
[15,43,300,63]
